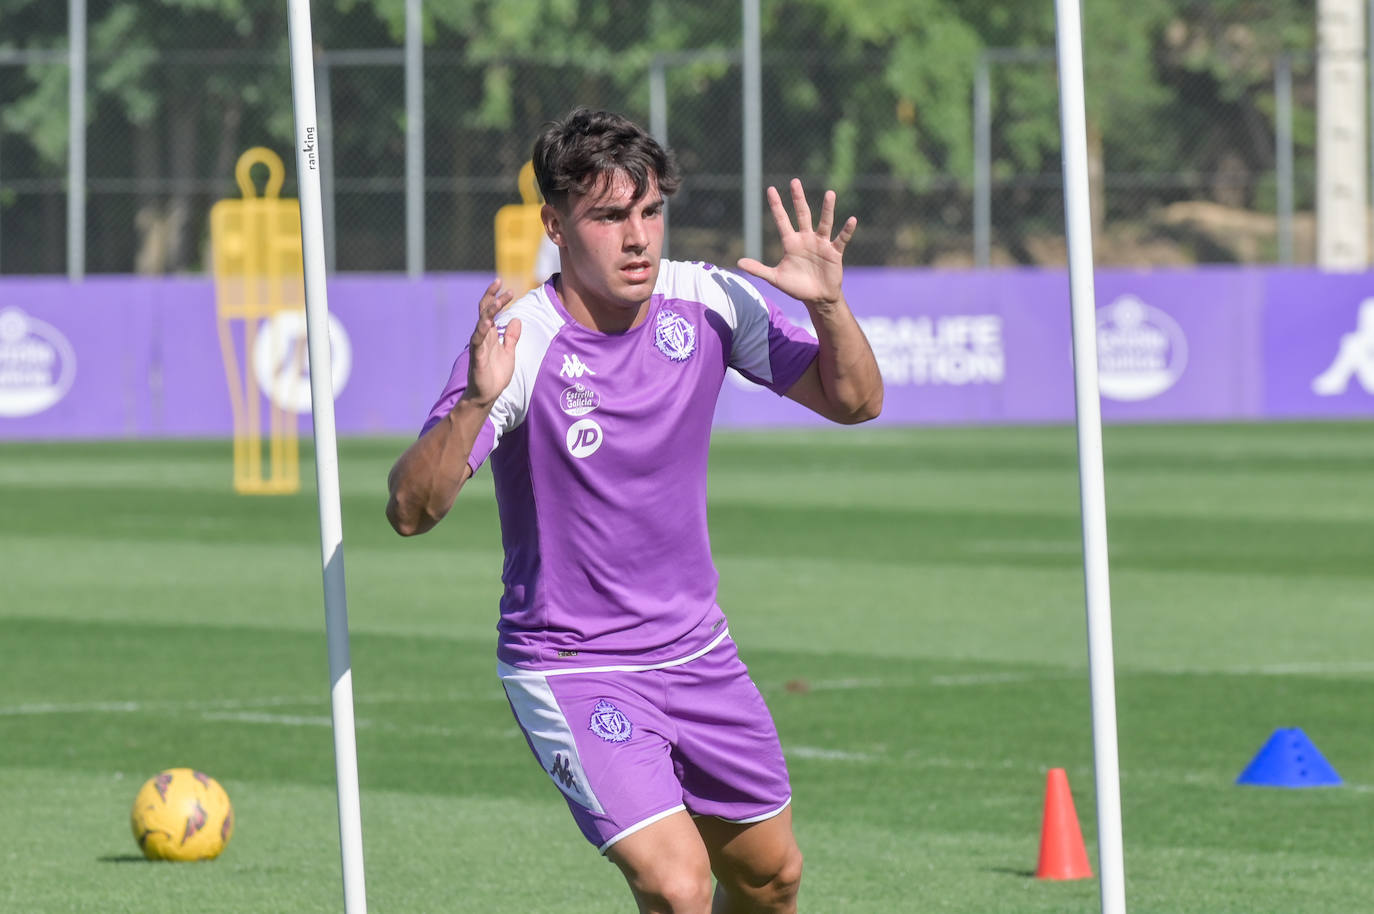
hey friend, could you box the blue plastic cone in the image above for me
[1236,728,1342,788]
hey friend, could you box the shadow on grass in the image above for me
[989,867,1038,878]
[98,854,150,864]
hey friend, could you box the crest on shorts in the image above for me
[654,310,696,362]
[588,699,633,743]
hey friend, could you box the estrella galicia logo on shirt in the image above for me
[559,382,601,417]
[588,699,633,743]
[654,310,696,362]
[566,417,603,458]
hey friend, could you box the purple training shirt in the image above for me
[423,260,819,670]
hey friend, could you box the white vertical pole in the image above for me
[67,0,86,280]
[741,0,762,261]
[1276,53,1295,265]
[649,54,670,257]
[974,53,991,268]
[1316,0,1369,270]
[285,2,368,912]
[316,56,337,274]
[1053,2,1127,913]
[405,0,424,278]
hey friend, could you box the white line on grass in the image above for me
[787,745,878,762]
[200,710,336,727]
[1222,660,1374,676]
[0,690,506,718]
[966,538,1084,555]
[12,696,1367,792]
[766,670,1079,693]
[0,696,317,716]
[929,671,1078,686]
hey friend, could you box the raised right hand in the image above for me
[463,279,522,408]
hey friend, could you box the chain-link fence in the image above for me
[0,1,1352,275]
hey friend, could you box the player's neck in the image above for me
[556,277,650,334]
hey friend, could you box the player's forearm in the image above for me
[807,297,883,423]
[385,398,488,535]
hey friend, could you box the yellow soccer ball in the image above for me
[130,768,234,861]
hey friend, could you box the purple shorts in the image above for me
[499,632,791,853]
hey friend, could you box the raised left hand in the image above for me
[736,178,857,309]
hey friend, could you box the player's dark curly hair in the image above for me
[532,107,681,210]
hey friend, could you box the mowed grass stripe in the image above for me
[5,614,1370,848]
[3,424,1373,913]
[1,766,630,914]
[0,534,507,640]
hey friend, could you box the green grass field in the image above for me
[2,422,1372,913]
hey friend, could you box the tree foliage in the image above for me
[0,0,1321,271]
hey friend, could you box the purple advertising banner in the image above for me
[0,267,1370,440]
[725,267,1271,426]
[1262,271,1374,417]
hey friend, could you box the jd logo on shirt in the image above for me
[566,418,604,458]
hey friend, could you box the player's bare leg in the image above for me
[607,810,715,914]
[697,807,803,914]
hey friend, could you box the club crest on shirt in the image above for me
[588,699,633,743]
[559,382,601,417]
[654,310,696,362]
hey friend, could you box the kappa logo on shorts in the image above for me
[548,752,579,793]
[654,310,696,362]
[588,699,633,743]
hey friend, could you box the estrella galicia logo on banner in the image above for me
[0,307,77,418]
[1096,295,1188,401]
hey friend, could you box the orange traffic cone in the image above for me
[1035,768,1093,880]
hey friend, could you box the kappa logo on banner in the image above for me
[559,354,597,378]
[251,310,353,413]
[1096,295,1188,402]
[1312,299,1374,396]
[0,307,77,418]
[566,417,603,458]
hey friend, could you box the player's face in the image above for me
[547,170,664,330]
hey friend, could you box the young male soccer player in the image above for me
[386,108,883,914]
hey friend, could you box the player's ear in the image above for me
[541,203,564,247]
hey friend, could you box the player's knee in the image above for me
[777,845,804,896]
[629,868,714,914]
[722,845,803,912]
[762,845,804,907]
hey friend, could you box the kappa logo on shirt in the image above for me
[559,354,597,378]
